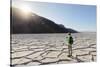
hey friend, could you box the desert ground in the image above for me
[11,32,96,67]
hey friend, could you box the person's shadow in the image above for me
[70,56,84,62]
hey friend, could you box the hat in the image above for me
[68,32,71,35]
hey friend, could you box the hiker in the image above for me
[66,32,73,57]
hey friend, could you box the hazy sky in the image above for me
[12,0,96,32]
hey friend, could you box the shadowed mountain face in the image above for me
[10,7,78,34]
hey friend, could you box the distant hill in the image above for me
[10,7,78,34]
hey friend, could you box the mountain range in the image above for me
[10,7,78,34]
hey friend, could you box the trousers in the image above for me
[68,45,72,56]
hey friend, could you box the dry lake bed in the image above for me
[11,32,96,67]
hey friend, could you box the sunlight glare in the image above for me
[18,5,31,15]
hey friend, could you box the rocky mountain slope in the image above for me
[10,7,78,34]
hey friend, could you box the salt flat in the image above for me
[11,32,96,67]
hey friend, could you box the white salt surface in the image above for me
[11,32,96,67]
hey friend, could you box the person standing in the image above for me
[67,32,73,57]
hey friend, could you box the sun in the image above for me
[18,5,31,15]
[15,4,33,19]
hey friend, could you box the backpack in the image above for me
[68,36,73,44]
